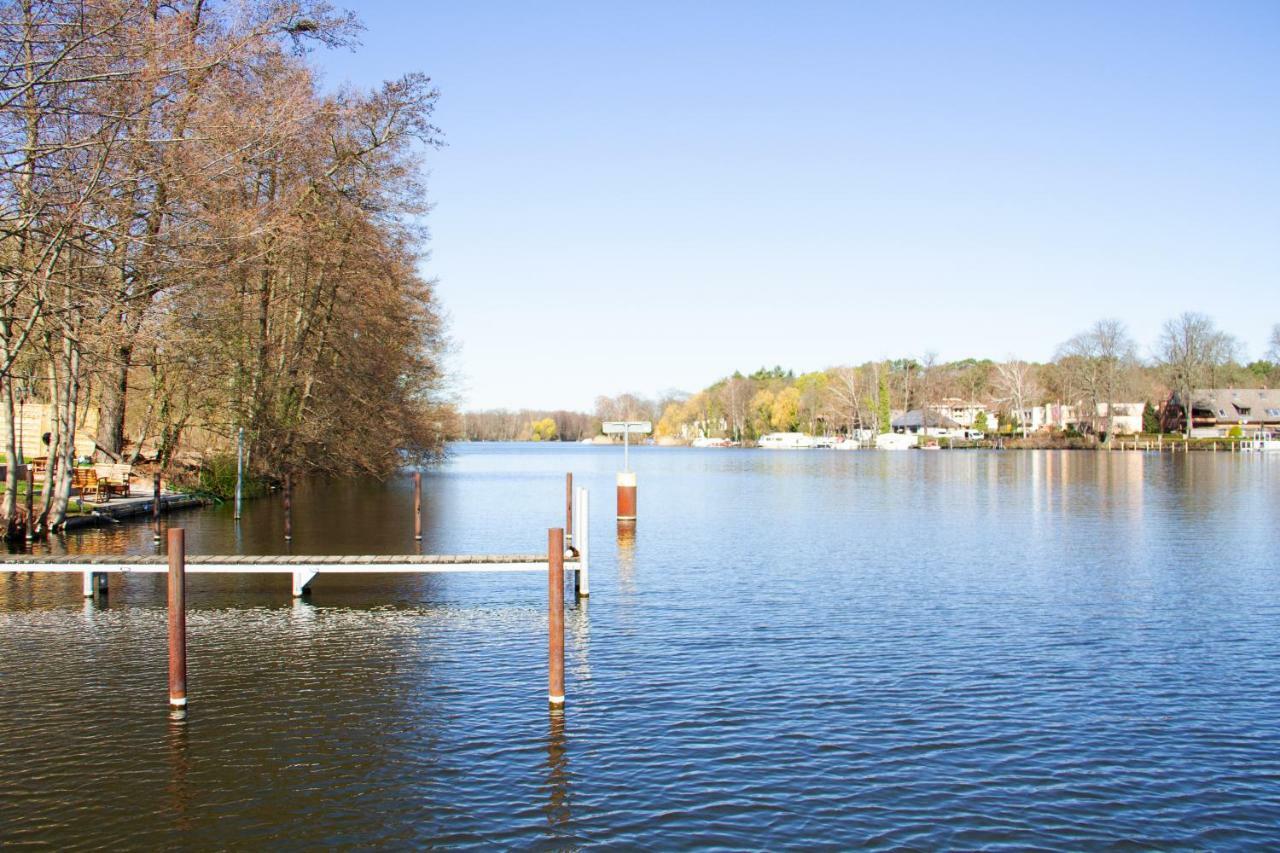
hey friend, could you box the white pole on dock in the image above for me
[234,427,243,521]
[565,473,573,548]
[548,527,565,709]
[575,486,590,598]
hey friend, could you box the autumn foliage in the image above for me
[0,1,452,533]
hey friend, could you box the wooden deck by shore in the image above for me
[63,491,209,530]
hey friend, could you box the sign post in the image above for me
[602,421,651,521]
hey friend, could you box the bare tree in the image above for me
[993,359,1040,437]
[1156,312,1239,438]
[717,373,751,442]
[1055,319,1138,443]
[1268,323,1280,362]
[826,366,865,435]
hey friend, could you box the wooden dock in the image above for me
[0,480,593,709]
[0,481,592,598]
[0,551,588,596]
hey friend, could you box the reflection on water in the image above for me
[615,521,636,592]
[1,445,1278,847]
[166,714,192,831]
[543,711,570,834]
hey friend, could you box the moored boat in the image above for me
[758,432,815,449]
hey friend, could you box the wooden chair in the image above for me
[70,467,101,501]
[92,463,132,501]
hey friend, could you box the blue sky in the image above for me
[312,1,1280,410]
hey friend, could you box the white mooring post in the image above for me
[575,486,590,597]
[83,570,94,597]
[234,427,244,521]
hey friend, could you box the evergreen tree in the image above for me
[877,372,891,433]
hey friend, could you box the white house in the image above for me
[1017,402,1143,435]
[931,398,999,433]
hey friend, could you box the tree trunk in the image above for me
[49,335,80,531]
[1,374,18,534]
[94,343,130,461]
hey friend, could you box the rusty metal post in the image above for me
[616,472,637,521]
[153,472,162,541]
[168,528,187,709]
[565,473,573,547]
[413,471,422,541]
[24,463,33,541]
[548,527,565,709]
[283,472,292,541]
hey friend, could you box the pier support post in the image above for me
[575,487,590,597]
[413,471,422,541]
[283,473,293,542]
[168,528,187,709]
[548,527,565,709]
[616,471,637,521]
[291,569,317,598]
[153,472,162,542]
[565,473,573,547]
[83,570,94,597]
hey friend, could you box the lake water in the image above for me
[1,444,1278,848]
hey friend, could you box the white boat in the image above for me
[874,433,917,450]
[833,430,874,450]
[1242,436,1280,452]
[758,432,815,449]
[691,437,736,448]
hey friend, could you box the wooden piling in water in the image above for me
[283,473,292,541]
[168,528,187,709]
[153,472,162,541]
[413,471,422,541]
[548,527,565,709]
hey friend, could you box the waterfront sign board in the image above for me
[602,421,651,471]
[602,421,652,435]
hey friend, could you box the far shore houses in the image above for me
[1015,402,1145,436]
[665,387,1278,442]
[1161,388,1280,437]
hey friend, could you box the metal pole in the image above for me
[577,487,590,597]
[413,471,422,541]
[168,528,187,709]
[25,462,33,541]
[565,473,573,547]
[548,527,565,709]
[153,472,162,542]
[624,427,629,472]
[234,427,243,521]
[283,472,292,542]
